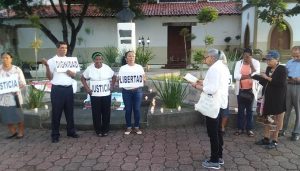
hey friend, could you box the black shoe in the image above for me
[6,132,18,139]
[291,134,299,141]
[278,130,286,137]
[101,133,108,137]
[255,138,270,145]
[67,133,79,138]
[52,138,59,143]
[265,141,278,149]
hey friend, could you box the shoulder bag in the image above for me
[195,91,221,119]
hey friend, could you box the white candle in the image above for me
[152,99,156,106]
[44,104,48,109]
[150,106,154,114]
[145,96,148,100]
[177,106,181,111]
[34,108,38,113]
[160,107,164,113]
[149,89,153,93]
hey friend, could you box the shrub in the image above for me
[151,74,188,109]
[197,6,219,24]
[135,47,155,67]
[102,46,120,67]
[193,49,206,64]
[26,85,46,109]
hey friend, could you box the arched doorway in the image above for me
[270,25,291,50]
[244,25,250,48]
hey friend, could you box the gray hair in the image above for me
[207,48,221,60]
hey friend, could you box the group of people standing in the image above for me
[233,46,300,150]
[191,46,300,169]
[0,41,145,144]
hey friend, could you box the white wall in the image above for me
[241,7,256,48]
[4,15,241,64]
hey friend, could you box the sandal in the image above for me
[247,130,254,137]
[234,130,242,136]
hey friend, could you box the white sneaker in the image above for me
[124,128,132,135]
[134,127,142,135]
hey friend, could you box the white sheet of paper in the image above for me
[0,74,20,94]
[55,57,80,72]
[184,73,198,83]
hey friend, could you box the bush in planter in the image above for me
[102,46,120,67]
[26,85,46,109]
[135,47,155,67]
[151,74,188,109]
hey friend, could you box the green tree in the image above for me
[0,0,143,56]
[179,28,196,66]
[248,0,300,30]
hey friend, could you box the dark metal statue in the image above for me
[116,0,135,22]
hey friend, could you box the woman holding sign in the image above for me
[81,52,116,137]
[118,51,145,135]
[0,52,26,139]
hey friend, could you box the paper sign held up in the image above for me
[0,74,20,94]
[55,57,80,72]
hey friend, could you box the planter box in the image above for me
[23,108,50,129]
[147,106,205,128]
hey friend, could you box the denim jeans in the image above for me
[237,95,254,131]
[122,88,143,128]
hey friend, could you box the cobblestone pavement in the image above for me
[0,124,300,171]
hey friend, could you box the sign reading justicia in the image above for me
[0,74,20,94]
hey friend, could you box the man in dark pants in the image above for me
[42,41,79,143]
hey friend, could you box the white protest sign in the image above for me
[118,72,144,88]
[90,80,111,97]
[55,57,80,72]
[0,74,20,94]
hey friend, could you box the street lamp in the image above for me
[138,36,150,47]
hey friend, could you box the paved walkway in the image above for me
[0,124,300,171]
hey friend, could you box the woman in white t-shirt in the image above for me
[81,52,116,137]
[118,51,145,135]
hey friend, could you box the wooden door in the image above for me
[166,26,191,68]
[270,25,290,50]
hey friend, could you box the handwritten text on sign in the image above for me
[55,57,80,72]
[0,75,20,94]
[90,80,111,97]
[118,72,144,88]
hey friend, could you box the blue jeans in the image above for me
[237,95,254,131]
[122,88,143,128]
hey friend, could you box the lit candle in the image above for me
[44,104,48,109]
[149,89,153,93]
[145,96,148,100]
[34,108,38,113]
[152,99,156,106]
[150,106,154,114]
[160,107,164,113]
[177,106,181,111]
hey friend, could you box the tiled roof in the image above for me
[0,2,241,19]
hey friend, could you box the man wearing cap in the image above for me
[281,46,300,141]
[42,41,79,143]
[234,48,260,137]
[81,52,116,137]
[253,50,287,149]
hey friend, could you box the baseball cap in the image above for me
[265,50,280,60]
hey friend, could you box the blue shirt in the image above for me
[286,59,300,78]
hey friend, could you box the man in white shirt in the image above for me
[192,49,230,170]
[42,41,78,143]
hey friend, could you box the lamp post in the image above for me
[138,36,150,55]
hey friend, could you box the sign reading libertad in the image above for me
[55,57,80,72]
[0,74,20,94]
[118,72,144,88]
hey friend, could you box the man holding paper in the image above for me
[42,41,79,143]
[81,52,116,137]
